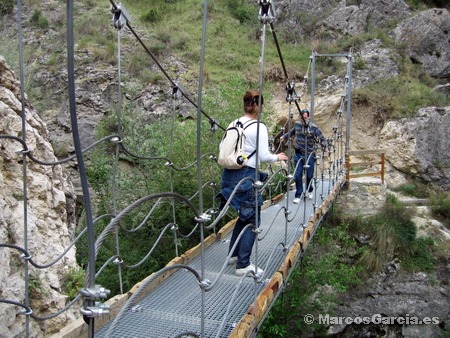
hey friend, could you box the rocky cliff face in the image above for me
[0,56,80,337]
[380,107,450,190]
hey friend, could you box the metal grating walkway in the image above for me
[95,180,334,337]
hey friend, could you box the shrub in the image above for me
[354,75,448,120]
[401,236,435,272]
[394,182,429,198]
[225,0,258,25]
[62,267,86,301]
[0,0,14,15]
[30,10,49,29]
[430,192,450,229]
[141,8,162,23]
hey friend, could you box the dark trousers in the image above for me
[293,152,315,198]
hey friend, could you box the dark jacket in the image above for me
[283,120,326,155]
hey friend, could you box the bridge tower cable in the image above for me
[66,1,111,336]
[196,0,212,335]
[16,0,32,335]
[110,1,133,296]
[252,0,278,289]
[268,19,309,126]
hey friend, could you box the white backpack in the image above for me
[218,119,257,169]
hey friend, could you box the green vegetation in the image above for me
[259,194,443,336]
[390,185,450,229]
[0,0,14,15]
[61,267,86,301]
[30,10,49,29]
[430,192,450,229]
[28,273,47,298]
[1,0,445,118]
[392,182,430,198]
[355,194,435,273]
[354,75,447,121]
[259,217,365,337]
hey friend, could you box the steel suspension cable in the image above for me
[268,21,309,123]
[108,0,224,132]
[111,5,127,295]
[66,1,101,336]
[16,0,31,335]
[196,0,211,335]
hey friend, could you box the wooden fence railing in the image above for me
[345,149,386,189]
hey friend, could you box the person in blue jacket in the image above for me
[281,109,327,204]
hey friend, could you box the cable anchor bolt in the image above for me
[18,307,33,316]
[80,285,111,300]
[194,213,211,223]
[80,302,110,318]
[199,279,211,288]
[285,81,300,102]
[253,180,264,189]
[210,118,220,132]
[207,208,217,216]
[171,81,185,100]
[20,253,32,261]
[113,257,123,265]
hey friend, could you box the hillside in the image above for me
[1,0,448,185]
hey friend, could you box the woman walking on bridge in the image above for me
[218,90,288,277]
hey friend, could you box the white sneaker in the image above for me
[293,198,301,204]
[307,193,313,199]
[228,256,237,265]
[235,264,264,277]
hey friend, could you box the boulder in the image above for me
[390,8,450,78]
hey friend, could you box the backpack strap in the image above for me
[243,120,257,129]
[242,119,258,160]
[247,149,256,160]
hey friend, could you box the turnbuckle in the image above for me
[259,0,275,24]
[285,81,300,103]
[111,2,131,30]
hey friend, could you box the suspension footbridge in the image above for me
[1,1,354,337]
[58,179,344,338]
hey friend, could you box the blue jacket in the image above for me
[283,121,326,155]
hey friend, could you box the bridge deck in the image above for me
[95,181,334,337]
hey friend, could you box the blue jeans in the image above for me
[293,153,315,198]
[219,167,263,269]
[229,207,261,269]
